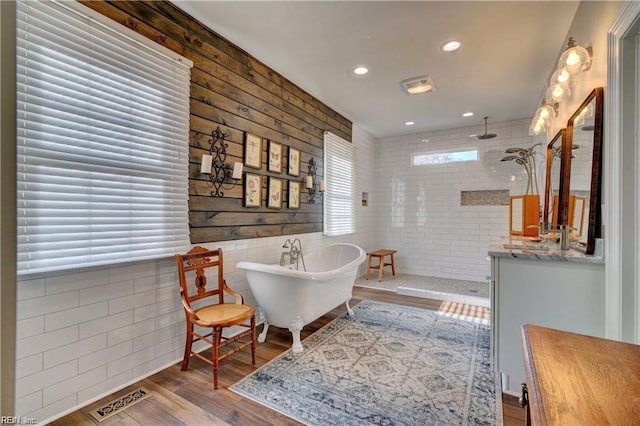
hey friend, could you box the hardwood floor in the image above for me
[51,287,524,425]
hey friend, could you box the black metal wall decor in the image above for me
[306,157,323,204]
[201,126,242,197]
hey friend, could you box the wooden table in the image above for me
[521,324,640,425]
[365,249,397,282]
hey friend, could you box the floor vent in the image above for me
[89,387,152,422]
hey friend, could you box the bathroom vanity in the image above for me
[489,236,604,395]
[521,324,640,424]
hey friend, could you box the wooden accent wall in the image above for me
[81,1,352,243]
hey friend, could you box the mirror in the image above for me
[564,87,604,255]
[569,195,587,238]
[510,194,541,237]
[543,129,567,230]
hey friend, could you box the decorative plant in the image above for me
[500,143,542,195]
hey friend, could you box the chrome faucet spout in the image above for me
[281,238,306,271]
[544,225,571,250]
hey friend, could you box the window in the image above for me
[412,149,478,165]
[16,0,193,274]
[323,132,355,236]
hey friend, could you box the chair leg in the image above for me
[250,316,256,366]
[182,321,194,371]
[212,328,221,390]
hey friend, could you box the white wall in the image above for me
[13,124,376,422]
[375,118,545,282]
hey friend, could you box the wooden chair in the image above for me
[175,246,256,389]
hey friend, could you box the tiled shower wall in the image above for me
[14,126,377,422]
[375,118,546,281]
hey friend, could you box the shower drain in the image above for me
[89,387,152,422]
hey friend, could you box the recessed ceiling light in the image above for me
[462,112,474,117]
[422,139,430,143]
[442,40,461,52]
[405,121,415,126]
[352,65,369,75]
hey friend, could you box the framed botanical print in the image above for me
[243,173,262,207]
[288,147,300,176]
[268,141,282,173]
[267,177,283,209]
[288,180,301,209]
[244,132,263,170]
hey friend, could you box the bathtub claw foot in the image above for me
[258,322,269,343]
[345,299,354,317]
[289,316,305,353]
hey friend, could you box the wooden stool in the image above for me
[365,249,397,282]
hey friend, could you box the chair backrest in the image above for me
[175,246,225,306]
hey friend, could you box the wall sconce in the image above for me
[200,126,243,197]
[529,101,558,135]
[531,37,591,135]
[305,157,324,204]
[558,37,592,74]
[545,81,571,104]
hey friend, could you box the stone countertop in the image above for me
[488,236,604,264]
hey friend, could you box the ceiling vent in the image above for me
[402,75,436,95]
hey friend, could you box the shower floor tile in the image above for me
[354,273,490,307]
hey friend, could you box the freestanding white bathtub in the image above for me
[237,243,366,353]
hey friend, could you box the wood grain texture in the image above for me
[80,0,350,244]
[522,324,640,425]
[51,287,522,425]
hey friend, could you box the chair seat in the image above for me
[195,303,255,326]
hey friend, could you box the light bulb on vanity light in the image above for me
[538,107,550,120]
[551,67,571,85]
[546,82,570,104]
[558,37,592,74]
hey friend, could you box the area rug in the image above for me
[230,300,501,425]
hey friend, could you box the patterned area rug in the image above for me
[230,300,500,425]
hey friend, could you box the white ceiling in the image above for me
[172,1,580,138]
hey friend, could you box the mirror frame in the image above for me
[564,87,604,255]
[543,129,568,229]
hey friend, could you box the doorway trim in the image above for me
[606,0,640,341]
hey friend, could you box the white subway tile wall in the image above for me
[14,120,540,422]
[14,124,377,422]
[375,118,545,281]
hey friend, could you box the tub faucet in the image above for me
[280,238,306,271]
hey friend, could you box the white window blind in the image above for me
[17,0,193,275]
[323,131,355,236]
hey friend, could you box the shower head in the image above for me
[476,117,497,140]
[504,147,526,154]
